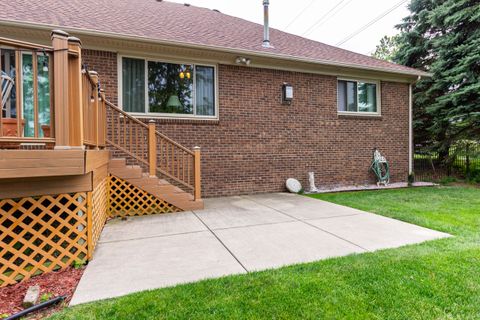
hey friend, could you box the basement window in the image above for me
[337,79,380,115]
[120,57,217,118]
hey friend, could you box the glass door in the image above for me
[21,53,51,137]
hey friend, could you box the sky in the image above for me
[168,0,410,55]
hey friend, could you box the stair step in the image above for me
[107,158,204,211]
[154,185,186,194]
[127,165,142,169]
[128,178,161,187]
[109,158,126,168]
[109,166,143,179]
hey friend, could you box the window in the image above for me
[121,57,216,118]
[338,79,379,114]
[21,53,51,137]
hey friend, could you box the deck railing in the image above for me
[0,31,200,198]
[106,101,201,200]
[0,31,106,149]
[82,70,106,148]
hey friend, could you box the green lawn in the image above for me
[49,186,480,320]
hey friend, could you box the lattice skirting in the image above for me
[108,175,180,217]
[1,175,180,287]
[88,177,109,259]
[0,194,88,287]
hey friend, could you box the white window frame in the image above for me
[337,77,381,116]
[118,54,219,120]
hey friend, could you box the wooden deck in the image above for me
[0,149,109,199]
[0,149,108,179]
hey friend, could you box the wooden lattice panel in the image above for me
[108,175,180,217]
[89,177,109,258]
[0,194,88,287]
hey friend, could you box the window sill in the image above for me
[337,112,382,119]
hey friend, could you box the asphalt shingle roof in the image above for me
[1,0,426,76]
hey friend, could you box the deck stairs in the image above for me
[108,158,203,211]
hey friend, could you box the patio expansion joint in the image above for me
[192,210,250,273]
[302,213,363,221]
[98,229,209,245]
[243,196,369,252]
[210,219,297,232]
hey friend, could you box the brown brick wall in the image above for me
[82,49,118,104]
[81,50,410,197]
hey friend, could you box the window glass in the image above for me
[195,66,215,116]
[148,61,193,114]
[358,82,377,112]
[346,81,357,112]
[122,58,216,117]
[122,57,145,113]
[21,54,51,137]
[37,54,51,137]
[1,49,17,118]
[337,80,346,112]
[22,54,34,137]
[338,80,378,114]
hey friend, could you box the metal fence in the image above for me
[414,141,480,182]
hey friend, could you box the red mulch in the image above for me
[0,267,84,319]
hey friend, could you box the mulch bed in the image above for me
[0,267,84,319]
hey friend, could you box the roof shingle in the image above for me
[0,0,425,76]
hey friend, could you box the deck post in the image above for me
[148,120,157,177]
[51,30,71,149]
[194,146,201,201]
[67,37,84,148]
[89,71,100,149]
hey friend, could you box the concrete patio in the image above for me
[70,193,450,305]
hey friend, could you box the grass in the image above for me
[49,186,480,320]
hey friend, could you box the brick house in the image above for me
[0,0,428,198]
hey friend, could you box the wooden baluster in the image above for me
[187,155,191,187]
[129,119,132,154]
[135,125,138,158]
[177,148,180,180]
[88,71,99,148]
[171,144,174,178]
[123,115,126,147]
[166,139,169,174]
[159,138,162,170]
[148,120,156,177]
[116,108,120,146]
[194,146,201,201]
[100,90,106,147]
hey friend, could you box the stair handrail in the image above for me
[104,100,201,200]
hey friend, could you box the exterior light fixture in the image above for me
[42,59,49,72]
[235,56,251,65]
[282,83,293,105]
[41,50,49,72]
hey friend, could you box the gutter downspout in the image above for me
[408,82,414,175]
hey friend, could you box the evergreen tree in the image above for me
[372,35,399,62]
[393,0,480,156]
